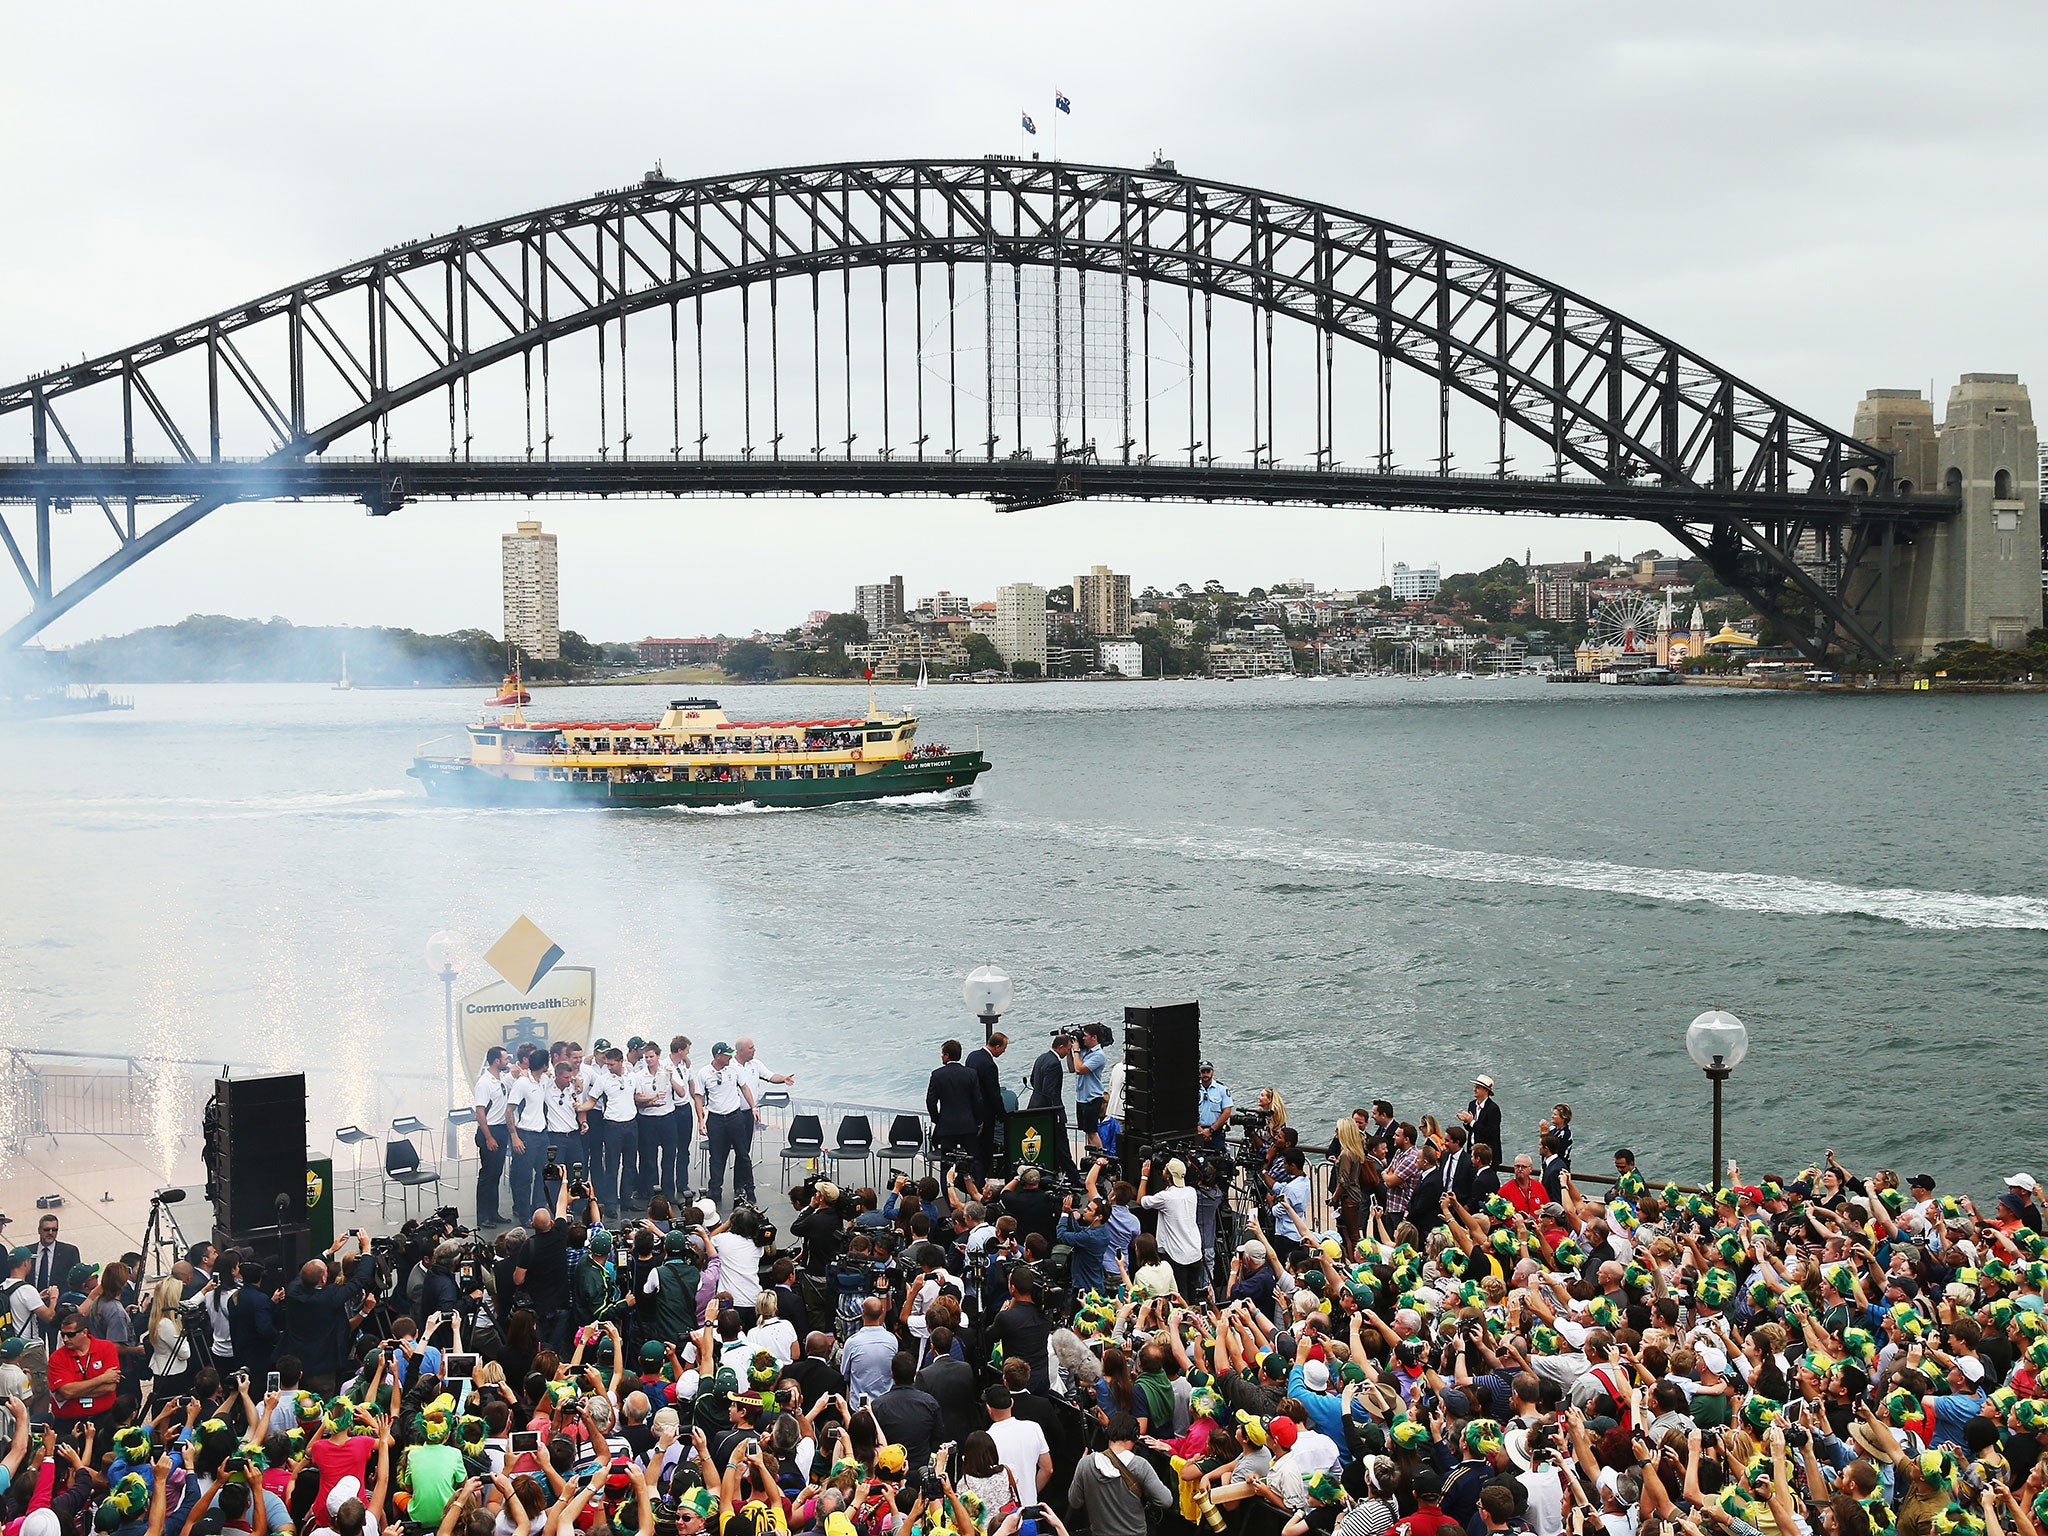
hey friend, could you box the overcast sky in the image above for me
[6,1,2047,644]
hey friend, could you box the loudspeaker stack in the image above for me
[203,1072,310,1267]
[1120,1000,1201,1165]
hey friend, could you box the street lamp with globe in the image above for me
[1685,1009,1748,1187]
[425,932,471,1113]
[963,964,1013,1045]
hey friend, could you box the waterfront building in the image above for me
[1208,624,1294,679]
[993,582,1048,669]
[1207,643,1294,679]
[1099,638,1144,678]
[1044,642,1095,676]
[855,575,906,635]
[637,636,724,667]
[1073,564,1132,637]
[502,519,560,660]
[1389,561,1440,601]
[848,627,968,676]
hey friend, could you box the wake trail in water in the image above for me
[995,820,2048,931]
[50,789,411,812]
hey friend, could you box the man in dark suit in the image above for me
[965,1033,1008,1179]
[926,1039,984,1185]
[915,1323,982,1445]
[1470,1142,1501,1203]
[1460,1076,1503,1165]
[1539,1131,1570,1202]
[1439,1124,1479,1209]
[26,1215,80,1346]
[1406,1147,1446,1237]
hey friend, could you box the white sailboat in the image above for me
[915,658,930,690]
[333,651,353,691]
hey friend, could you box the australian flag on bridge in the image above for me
[1056,91,1071,115]
[1022,113,1037,135]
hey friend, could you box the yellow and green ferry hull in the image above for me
[409,750,989,808]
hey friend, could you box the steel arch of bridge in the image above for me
[0,158,1935,657]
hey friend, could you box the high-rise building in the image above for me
[1389,561,1440,601]
[855,576,905,635]
[1073,564,1131,637]
[1533,579,1591,621]
[502,519,560,660]
[993,582,1048,670]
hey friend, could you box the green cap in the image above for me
[7,1247,34,1268]
[664,1227,693,1255]
[587,1227,613,1253]
[712,1041,734,1057]
[592,1038,611,1052]
[639,1340,665,1362]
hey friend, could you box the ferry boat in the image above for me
[408,696,990,808]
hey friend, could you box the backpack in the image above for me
[1588,1365,1632,1433]
[0,1280,32,1342]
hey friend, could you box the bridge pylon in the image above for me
[1845,375,2040,662]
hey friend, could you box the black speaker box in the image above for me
[1122,1000,1200,1162]
[213,1223,313,1278]
[205,1073,308,1237]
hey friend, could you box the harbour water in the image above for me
[3,677,2043,1191]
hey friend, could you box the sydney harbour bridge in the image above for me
[1,157,2035,663]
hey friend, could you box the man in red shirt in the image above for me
[1394,1468,1462,1536]
[1499,1156,1546,1218]
[46,1308,121,1445]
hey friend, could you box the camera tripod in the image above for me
[138,1194,190,1288]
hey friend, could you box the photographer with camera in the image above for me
[1066,1023,1112,1152]
[510,1194,572,1350]
[418,1240,465,1345]
[634,1227,702,1349]
[280,1229,370,1396]
[570,1227,620,1334]
[1136,1157,1209,1303]
[789,1178,847,1273]
[1056,1192,1115,1296]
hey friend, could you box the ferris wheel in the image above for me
[1590,593,1662,653]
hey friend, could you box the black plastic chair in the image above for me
[780,1114,826,1182]
[821,1114,875,1189]
[383,1136,441,1218]
[876,1114,926,1184]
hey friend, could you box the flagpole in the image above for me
[1052,92,1059,162]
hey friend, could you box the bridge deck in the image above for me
[0,455,1960,523]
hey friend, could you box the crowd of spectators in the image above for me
[1,1061,2045,1536]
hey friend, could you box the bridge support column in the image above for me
[1846,375,2040,660]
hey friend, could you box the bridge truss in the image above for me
[0,158,1950,659]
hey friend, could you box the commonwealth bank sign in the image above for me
[456,913,596,1082]
[458,966,596,1083]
